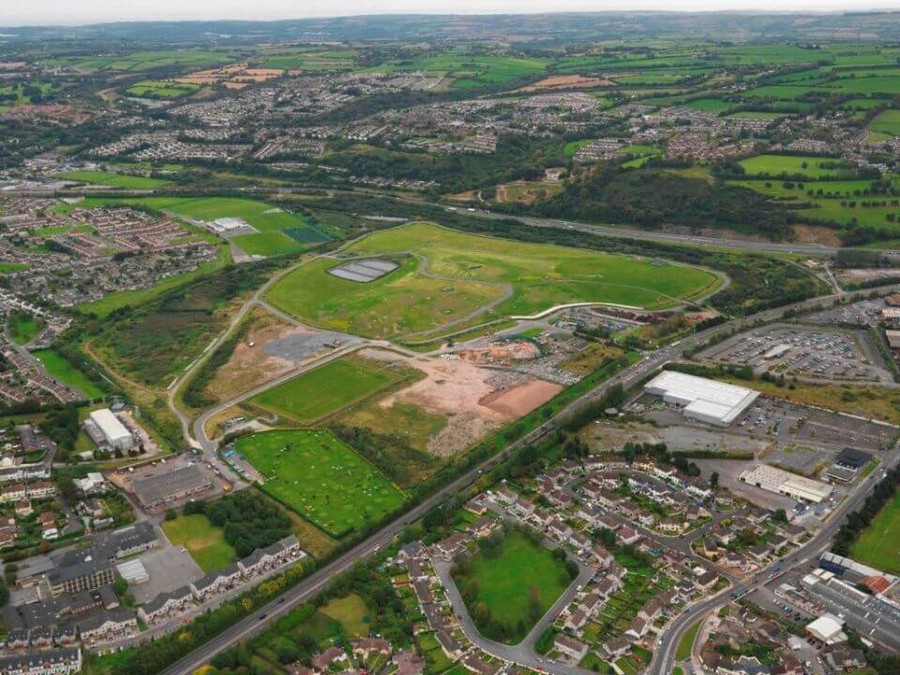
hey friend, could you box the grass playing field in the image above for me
[452,530,573,644]
[32,349,104,399]
[126,80,200,99]
[267,222,720,340]
[161,514,236,572]
[248,357,403,425]
[122,196,330,257]
[236,429,405,538]
[59,170,169,189]
[738,154,851,179]
[850,489,900,575]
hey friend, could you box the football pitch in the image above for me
[248,357,403,425]
[850,489,900,575]
[236,430,406,538]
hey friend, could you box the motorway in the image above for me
[159,275,900,672]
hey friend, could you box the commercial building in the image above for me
[739,464,832,503]
[86,409,133,452]
[806,614,847,645]
[129,464,213,511]
[644,371,759,427]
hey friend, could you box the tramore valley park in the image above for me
[1,7,900,675]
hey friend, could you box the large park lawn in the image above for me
[248,356,402,425]
[162,514,236,572]
[236,430,405,538]
[267,222,720,339]
[452,530,574,644]
[33,349,104,399]
[850,489,900,575]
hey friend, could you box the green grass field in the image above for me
[248,357,401,425]
[236,430,405,538]
[676,620,702,661]
[267,222,720,339]
[162,514,236,572]
[453,530,573,644]
[738,154,851,179]
[120,196,329,257]
[32,349,104,399]
[375,53,548,88]
[260,49,358,71]
[44,49,236,72]
[319,594,371,636]
[60,171,169,189]
[8,312,43,345]
[850,489,900,575]
[868,109,900,136]
[126,79,201,99]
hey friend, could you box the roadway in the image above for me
[650,433,900,674]
[162,280,900,673]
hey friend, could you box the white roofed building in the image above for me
[87,409,133,452]
[644,371,759,427]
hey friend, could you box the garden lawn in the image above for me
[32,349,104,399]
[850,489,900,575]
[248,357,400,425]
[319,594,370,636]
[267,222,720,339]
[162,514,236,572]
[454,530,573,644]
[236,430,405,538]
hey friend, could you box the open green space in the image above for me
[850,488,900,575]
[248,356,401,425]
[868,109,900,136]
[236,430,405,538]
[738,154,852,179]
[683,97,733,113]
[161,514,236,573]
[117,196,330,257]
[452,529,574,644]
[32,349,104,399]
[44,49,237,72]
[267,222,720,340]
[8,312,43,345]
[60,170,169,189]
[319,594,371,636]
[0,262,29,274]
[126,79,201,99]
[375,53,548,88]
[259,49,358,71]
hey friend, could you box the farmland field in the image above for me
[236,430,405,538]
[850,489,900,575]
[248,356,405,425]
[32,349,104,399]
[44,49,237,72]
[738,154,851,179]
[267,222,720,339]
[451,529,574,644]
[126,80,200,99]
[162,514,236,573]
[869,109,900,136]
[59,171,169,189]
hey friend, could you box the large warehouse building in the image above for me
[87,409,133,452]
[740,464,832,503]
[643,370,759,427]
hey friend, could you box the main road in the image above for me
[160,275,900,673]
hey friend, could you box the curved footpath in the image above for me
[163,282,900,674]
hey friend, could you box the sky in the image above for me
[1,0,895,27]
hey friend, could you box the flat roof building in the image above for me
[740,464,831,504]
[644,370,759,427]
[87,409,133,452]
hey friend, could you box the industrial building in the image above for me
[739,464,832,503]
[806,614,847,645]
[643,370,759,427]
[130,464,213,512]
[86,409,133,452]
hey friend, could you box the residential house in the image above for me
[190,564,241,602]
[554,635,588,661]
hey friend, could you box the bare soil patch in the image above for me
[792,224,842,247]
[358,348,559,456]
[518,74,613,92]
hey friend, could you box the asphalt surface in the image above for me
[161,275,900,673]
[650,438,900,674]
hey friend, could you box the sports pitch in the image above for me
[248,356,403,425]
[850,489,900,575]
[267,222,720,339]
[237,430,405,538]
